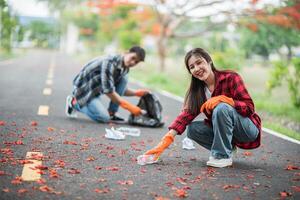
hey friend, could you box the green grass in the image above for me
[263,121,300,141]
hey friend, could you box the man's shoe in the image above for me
[65,95,77,118]
[206,157,232,168]
[110,114,125,122]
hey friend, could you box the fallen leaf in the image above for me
[19,160,33,165]
[292,186,300,192]
[49,169,59,178]
[30,121,38,126]
[2,188,10,193]
[155,197,170,200]
[36,178,46,185]
[68,168,80,174]
[54,160,65,168]
[86,156,95,161]
[95,166,102,170]
[106,166,119,171]
[285,165,299,170]
[47,127,55,132]
[17,188,28,194]
[11,176,23,185]
[35,165,48,170]
[63,140,77,145]
[117,180,134,185]
[39,185,53,193]
[0,121,6,126]
[243,151,253,156]
[279,191,292,197]
[223,185,240,190]
[94,188,110,193]
[174,189,187,198]
[0,170,5,176]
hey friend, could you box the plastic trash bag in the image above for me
[105,127,125,140]
[182,137,195,150]
[117,127,141,137]
[137,154,159,165]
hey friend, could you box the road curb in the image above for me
[130,78,300,145]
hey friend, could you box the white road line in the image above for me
[21,152,43,181]
[43,88,52,95]
[37,105,49,116]
[46,79,53,86]
[130,78,300,145]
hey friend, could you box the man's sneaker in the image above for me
[110,114,125,122]
[65,95,77,118]
[206,156,233,168]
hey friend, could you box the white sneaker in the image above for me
[65,95,77,118]
[206,157,233,168]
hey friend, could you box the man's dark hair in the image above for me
[129,46,146,61]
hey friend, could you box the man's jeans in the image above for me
[74,76,128,123]
[187,103,259,159]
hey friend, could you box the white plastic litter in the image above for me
[182,137,196,150]
[105,127,125,140]
[117,127,141,137]
[137,154,159,165]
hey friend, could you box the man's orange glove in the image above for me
[119,99,142,116]
[200,95,234,115]
[135,89,150,97]
[144,131,175,160]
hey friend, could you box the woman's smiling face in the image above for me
[187,55,212,81]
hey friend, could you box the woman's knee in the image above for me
[212,102,234,118]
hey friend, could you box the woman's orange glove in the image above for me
[144,131,175,160]
[135,89,150,97]
[200,95,234,115]
[119,99,142,116]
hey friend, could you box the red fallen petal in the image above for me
[11,176,23,185]
[19,160,33,165]
[0,121,6,126]
[0,170,5,176]
[36,178,47,184]
[117,180,133,185]
[183,186,191,190]
[35,165,48,170]
[39,185,53,192]
[106,166,119,171]
[54,160,65,168]
[95,166,102,170]
[285,165,299,170]
[17,188,28,194]
[49,169,59,178]
[2,188,10,193]
[68,168,80,174]
[165,182,174,187]
[292,186,300,192]
[243,151,253,156]
[223,185,240,190]
[47,127,55,132]
[94,188,110,193]
[15,140,24,145]
[97,178,106,182]
[30,121,38,126]
[63,140,77,145]
[174,189,188,198]
[279,191,292,197]
[86,156,95,161]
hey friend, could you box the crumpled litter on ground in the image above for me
[182,137,195,150]
[105,127,125,140]
[117,127,141,137]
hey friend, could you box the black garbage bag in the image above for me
[128,93,164,127]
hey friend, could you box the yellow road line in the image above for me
[43,88,52,95]
[37,105,49,116]
[21,152,43,181]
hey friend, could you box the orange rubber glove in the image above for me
[119,99,142,116]
[200,95,234,115]
[135,89,150,97]
[144,131,175,160]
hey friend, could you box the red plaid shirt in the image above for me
[169,70,261,149]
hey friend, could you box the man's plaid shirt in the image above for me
[72,54,128,108]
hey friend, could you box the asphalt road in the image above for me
[0,50,299,200]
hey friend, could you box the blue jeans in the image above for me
[187,103,259,159]
[74,76,128,123]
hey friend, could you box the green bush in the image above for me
[267,57,300,108]
[118,30,141,50]
[211,49,243,70]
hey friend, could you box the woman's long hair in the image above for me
[184,48,217,114]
